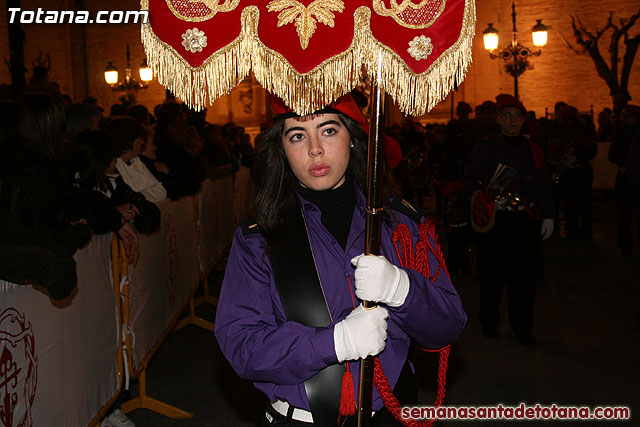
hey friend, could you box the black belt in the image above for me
[271,206,345,427]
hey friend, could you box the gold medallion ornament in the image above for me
[182,28,208,53]
[141,0,476,116]
[407,35,433,60]
[267,0,345,50]
[166,0,240,22]
[373,0,446,29]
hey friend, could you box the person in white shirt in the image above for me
[105,116,167,203]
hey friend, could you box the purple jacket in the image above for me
[214,188,467,411]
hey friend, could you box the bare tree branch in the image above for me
[570,14,616,93]
[568,9,640,110]
[620,32,640,92]
[619,9,640,34]
[562,29,584,54]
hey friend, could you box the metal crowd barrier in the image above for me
[0,168,255,426]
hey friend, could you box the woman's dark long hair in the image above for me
[252,112,395,253]
[0,100,34,214]
[0,100,32,170]
[21,92,66,159]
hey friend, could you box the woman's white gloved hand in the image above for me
[333,304,388,362]
[540,218,554,240]
[351,254,410,307]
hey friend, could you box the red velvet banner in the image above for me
[142,0,475,115]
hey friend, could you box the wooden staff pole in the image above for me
[358,79,386,427]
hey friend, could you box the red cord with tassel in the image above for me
[339,363,356,417]
[343,218,452,426]
[386,218,452,426]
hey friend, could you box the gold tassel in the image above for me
[140,1,476,116]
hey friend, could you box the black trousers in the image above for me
[446,225,471,275]
[476,211,540,337]
[262,361,417,427]
[615,171,640,255]
[560,165,594,238]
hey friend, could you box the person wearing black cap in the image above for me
[464,95,555,346]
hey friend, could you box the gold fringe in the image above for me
[140,0,476,116]
[357,1,476,116]
[243,6,360,116]
[140,0,250,110]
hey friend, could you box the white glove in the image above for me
[351,254,410,307]
[541,218,554,240]
[333,304,389,362]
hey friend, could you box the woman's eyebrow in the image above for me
[283,126,305,136]
[317,120,341,128]
[283,120,342,136]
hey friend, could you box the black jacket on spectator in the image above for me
[2,154,92,255]
[0,213,77,300]
[153,133,205,200]
[65,175,161,235]
[139,155,188,202]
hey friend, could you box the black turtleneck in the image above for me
[296,178,355,250]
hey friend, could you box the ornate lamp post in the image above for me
[483,1,548,99]
[104,44,153,107]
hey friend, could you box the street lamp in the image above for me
[483,1,548,99]
[104,44,153,107]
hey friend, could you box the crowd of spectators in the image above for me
[388,96,640,271]
[0,86,254,303]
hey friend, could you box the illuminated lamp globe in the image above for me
[104,62,119,86]
[139,59,153,83]
[531,20,548,47]
[483,23,499,51]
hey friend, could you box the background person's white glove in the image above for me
[540,218,554,240]
[333,304,389,362]
[351,254,410,307]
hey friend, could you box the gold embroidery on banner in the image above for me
[165,0,240,22]
[246,7,360,115]
[407,35,433,60]
[372,0,446,29]
[358,1,476,115]
[141,0,251,110]
[182,28,208,53]
[266,0,345,50]
[140,0,475,116]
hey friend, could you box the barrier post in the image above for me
[116,235,195,419]
[175,193,215,332]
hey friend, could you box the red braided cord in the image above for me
[374,358,437,427]
[380,220,452,426]
[434,346,450,407]
[411,345,451,406]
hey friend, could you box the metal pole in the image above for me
[358,65,386,427]
[511,1,519,100]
